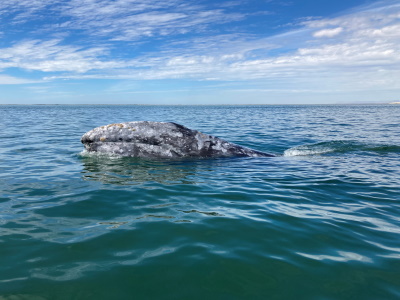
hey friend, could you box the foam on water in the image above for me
[284,140,400,156]
[79,149,124,159]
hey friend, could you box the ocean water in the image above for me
[0,105,399,299]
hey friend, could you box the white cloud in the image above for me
[0,75,41,84]
[0,0,245,41]
[0,39,124,73]
[1,0,400,96]
[313,27,343,38]
[142,1,400,85]
[359,24,400,37]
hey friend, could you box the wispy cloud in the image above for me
[0,74,41,84]
[0,39,123,72]
[62,0,245,41]
[0,0,400,97]
[313,27,343,38]
[124,1,400,89]
[39,0,400,92]
[0,0,245,41]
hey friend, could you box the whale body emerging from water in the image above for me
[81,121,274,158]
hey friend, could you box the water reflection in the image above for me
[80,155,199,185]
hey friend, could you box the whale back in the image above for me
[81,121,273,158]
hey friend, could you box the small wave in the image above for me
[284,141,400,156]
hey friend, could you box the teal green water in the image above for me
[0,105,400,299]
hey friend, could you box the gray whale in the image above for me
[81,121,274,158]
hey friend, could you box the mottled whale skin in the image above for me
[81,121,274,158]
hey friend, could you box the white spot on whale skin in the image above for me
[195,133,205,150]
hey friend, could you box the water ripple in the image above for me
[1,105,400,299]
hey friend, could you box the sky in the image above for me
[0,0,399,104]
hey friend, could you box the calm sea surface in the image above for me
[0,105,399,299]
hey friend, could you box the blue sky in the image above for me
[0,0,399,104]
